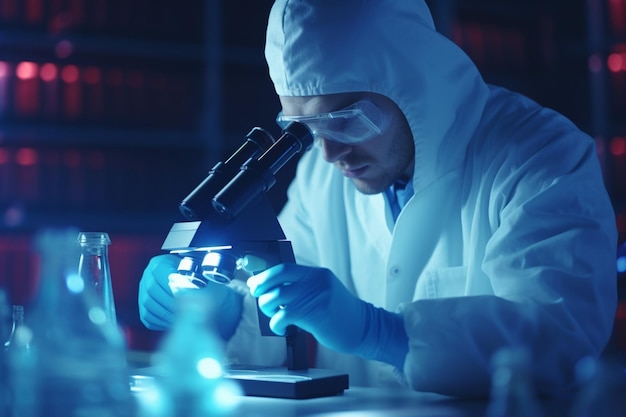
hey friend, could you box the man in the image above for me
[139,0,617,397]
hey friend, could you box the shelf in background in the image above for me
[0,29,205,63]
[0,123,206,148]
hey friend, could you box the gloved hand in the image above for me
[138,254,243,340]
[247,263,409,369]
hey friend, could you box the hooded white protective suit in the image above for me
[225,0,617,397]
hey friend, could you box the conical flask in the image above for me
[5,304,35,417]
[0,290,10,416]
[77,231,117,326]
[28,228,135,417]
[4,305,26,350]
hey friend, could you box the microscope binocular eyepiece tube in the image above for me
[179,127,275,220]
[212,121,313,220]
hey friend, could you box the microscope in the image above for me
[160,122,349,399]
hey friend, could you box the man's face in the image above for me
[279,92,415,195]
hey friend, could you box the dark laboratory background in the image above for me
[0,0,624,356]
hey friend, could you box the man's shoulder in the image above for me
[473,86,592,158]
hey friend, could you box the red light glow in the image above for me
[608,0,626,36]
[16,62,38,80]
[24,0,43,24]
[40,63,58,82]
[61,65,80,83]
[608,53,626,72]
[15,148,38,166]
[0,62,8,78]
[611,137,626,156]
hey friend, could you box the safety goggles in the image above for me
[276,99,390,145]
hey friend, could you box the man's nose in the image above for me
[320,138,352,163]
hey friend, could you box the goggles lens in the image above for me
[276,100,389,145]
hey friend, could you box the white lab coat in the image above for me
[225,0,617,397]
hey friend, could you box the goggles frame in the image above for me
[276,99,389,145]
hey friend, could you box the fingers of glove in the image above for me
[268,308,290,336]
[252,265,370,354]
[255,289,296,335]
[140,254,179,296]
[247,263,305,296]
[255,275,330,338]
[256,287,285,317]
[256,280,323,317]
[138,254,180,322]
[265,302,322,337]
[139,306,174,331]
[138,279,176,326]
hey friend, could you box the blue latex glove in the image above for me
[138,254,243,340]
[247,263,409,369]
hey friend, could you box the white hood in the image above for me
[265,0,490,194]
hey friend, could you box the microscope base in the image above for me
[225,365,349,399]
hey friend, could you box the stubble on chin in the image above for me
[340,127,415,196]
[350,172,399,195]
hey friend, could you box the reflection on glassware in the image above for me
[26,228,135,417]
[77,231,117,326]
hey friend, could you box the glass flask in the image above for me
[77,231,117,326]
[0,290,9,415]
[5,304,35,417]
[4,305,25,350]
[0,290,8,344]
[27,228,135,417]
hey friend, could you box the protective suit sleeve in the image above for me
[399,133,617,397]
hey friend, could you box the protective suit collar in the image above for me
[265,0,490,195]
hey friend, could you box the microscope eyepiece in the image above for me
[179,127,275,220]
[201,251,238,284]
[168,255,210,294]
[212,122,313,219]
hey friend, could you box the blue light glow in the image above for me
[197,357,223,379]
[66,273,85,293]
[88,306,107,325]
[617,256,626,273]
